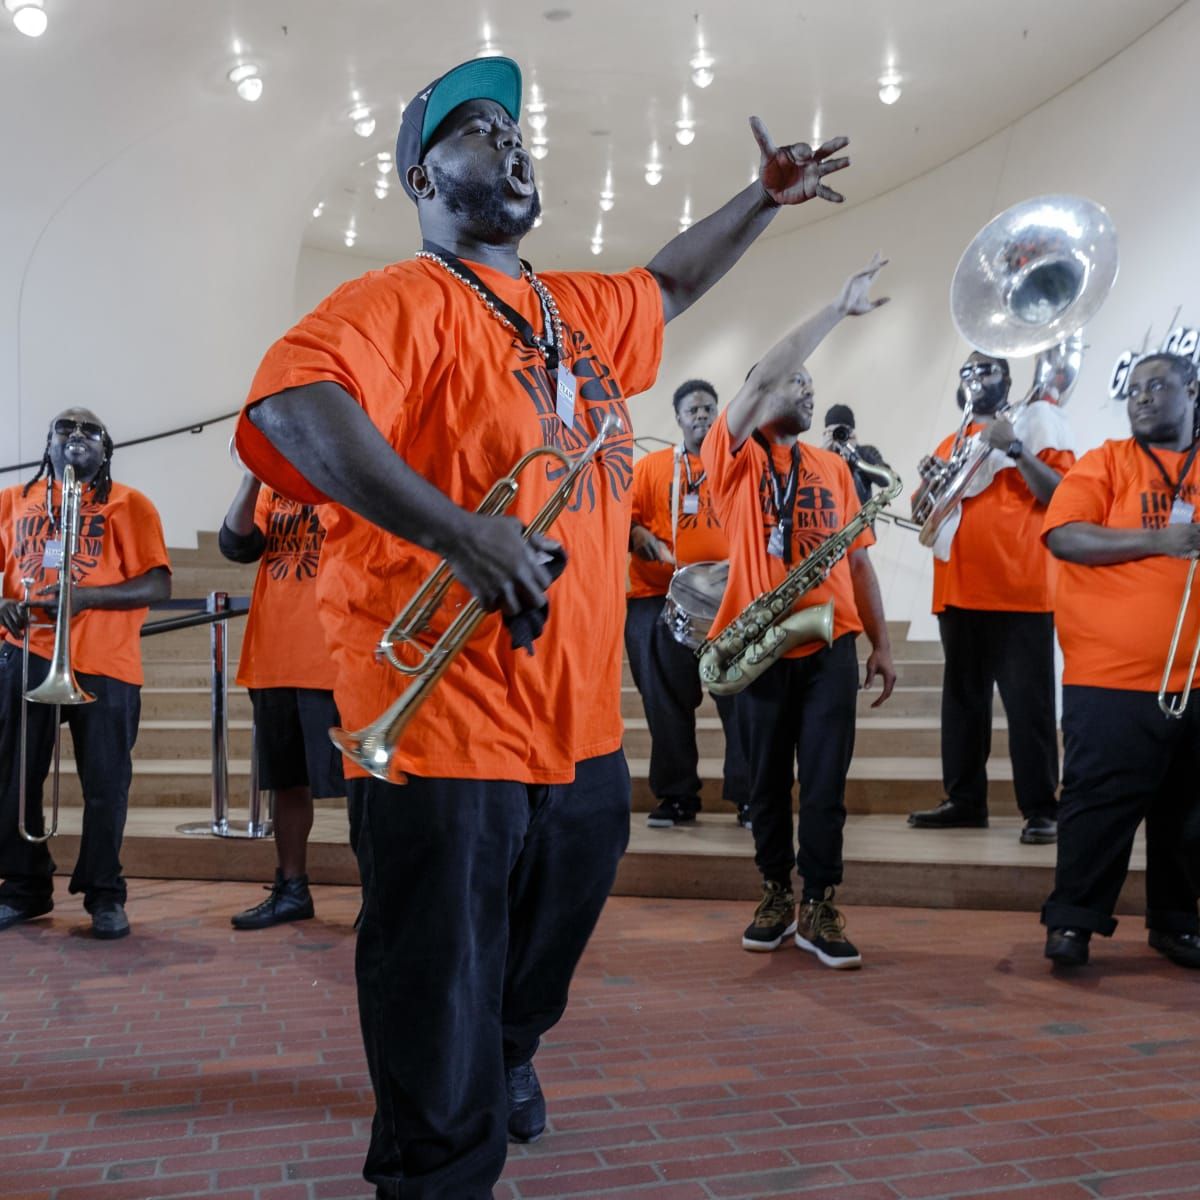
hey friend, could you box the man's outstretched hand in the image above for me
[750,118,850,206]
[836,252,890,316]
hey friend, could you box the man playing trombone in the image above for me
[1041,350,1200,969]
[0,408,170,939]
[236,54,856,1199]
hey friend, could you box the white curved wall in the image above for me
[4,0,1199,631]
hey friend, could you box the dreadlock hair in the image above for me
[1134,352,1200,442]
[672,378,718,412]
[23,428,115,505]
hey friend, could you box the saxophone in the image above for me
[698,454,902,696]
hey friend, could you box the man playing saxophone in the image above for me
[701,255,895,969]
[908,351,1075,843]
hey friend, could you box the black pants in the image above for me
[938,607,1059,819]
[624,596,748,811]
[736,634,859,898]
[0,643,140,910]
[1042,685,1200,937]
[350,750,630,1199]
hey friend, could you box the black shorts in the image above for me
[248,687,346,798]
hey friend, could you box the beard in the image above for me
[965,376,1009,415]
[428,161,541,240]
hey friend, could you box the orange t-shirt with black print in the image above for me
[236,488,337,691]
[930,422,1075,613]
[1042,437,1200,692]
[701,411,873,659]
[0,480,171,686]
[628,447,730,599]
[236,258,663,783]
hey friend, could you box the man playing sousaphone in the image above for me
[702,255,895,969]
[625,379,749,828]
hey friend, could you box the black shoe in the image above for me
[1149,930,1200,969]
[1020,816,1057,845]
[795,888,862,970]
[0,898,53,932]
[735,804,753,831]
[506,1061,546,1143]
[907,800,988,829]
[91,901,130,940]
[645,800,697,828]
[231,872,315,930]
[1045,927,1090,966]
[741,881,797,952]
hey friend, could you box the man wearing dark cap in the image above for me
[821,403,889,504]
[237,54,852,1198]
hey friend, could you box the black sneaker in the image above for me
[741,881,796,951]
[0,897,53,932]
[231,872,315,930]
[1045,927,1090,966]
[1020,816,1057,845]
[91,901,130,940]
[506,1061,546,1143]
[646,800,697,828]
[1149,930,1200,969]
[795,889,862,969]
[735,804,753,831]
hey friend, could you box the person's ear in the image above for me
[408,163,434,200]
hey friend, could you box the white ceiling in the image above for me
[0,0,1186,274]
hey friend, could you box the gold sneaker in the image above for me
[741,881,797,952]
[795,888,862,969]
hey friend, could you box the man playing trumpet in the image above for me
[1041,351,1200,968]
[236,52,857,1198]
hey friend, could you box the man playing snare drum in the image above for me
[625,380,750,828]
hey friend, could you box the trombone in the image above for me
[330,413,623,782]
[18,464,95,844]
[1159,554,1200,719]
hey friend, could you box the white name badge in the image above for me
[767,525,786,559]
[41,539,63,570]
[555,363,576,426]
[1169,499,1195,526]
[682,492,700,515]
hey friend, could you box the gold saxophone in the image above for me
[698,454,902,696]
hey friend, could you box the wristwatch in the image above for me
[1004,438,1025,461]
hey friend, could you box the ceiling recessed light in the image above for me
[878,71,902,105]
[6,0,47,37]
[543,8,572,20]
[237,76,263,102]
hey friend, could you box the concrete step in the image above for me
[140,687,252,720]
[134,720,254,760]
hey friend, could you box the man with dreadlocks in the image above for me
[1040,351,1200,969]
[0,407,170,939]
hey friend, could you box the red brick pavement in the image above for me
[1,882,1198,1198]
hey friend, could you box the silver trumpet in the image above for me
[1158,555,1200,718]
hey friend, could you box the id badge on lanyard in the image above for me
[41,539,64,570]
[555,362,576,427]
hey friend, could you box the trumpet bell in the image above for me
[950,194,1119,357]
[25,671,94,706]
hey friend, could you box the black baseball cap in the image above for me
[824,404,856,428]
[396,56,523,202]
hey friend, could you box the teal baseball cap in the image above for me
[396,56,523,201]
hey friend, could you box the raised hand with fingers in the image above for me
[750,117,850,207]
[836,251,890,317]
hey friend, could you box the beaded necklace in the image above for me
[416,249,564,369]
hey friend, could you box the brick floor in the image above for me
[1,882,1198,1198]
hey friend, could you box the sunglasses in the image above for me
[52,419,106,441]
[959,362,1002,380]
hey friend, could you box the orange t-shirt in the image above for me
[1042,437,1200,692]
[628,446,730,599]
[235,488,337,690]
[930,422,1075,613]
[236,257,663,783]
[1,480,171,686]
[701,411,873,658]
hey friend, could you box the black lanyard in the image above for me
[1136,438,1200,507]
[680,450,706,492]
[422,241,559,370]
[753,433,800,565]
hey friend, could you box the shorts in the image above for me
[248,687,346,798]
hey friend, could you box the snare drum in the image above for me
[661,561,729,650]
